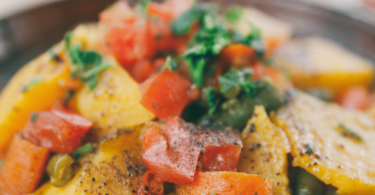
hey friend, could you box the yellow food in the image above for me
[275,37,374,98]
[0,52,69,158]
[272,92,375,194]
[34,128,145,195]
[237,106,291,195]
[71,56,155,139]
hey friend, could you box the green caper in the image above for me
[47,154,75,187]
[221,98,239,111]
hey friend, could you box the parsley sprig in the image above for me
[64,32,112,90]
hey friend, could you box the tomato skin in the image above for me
[252,63,292,90]
[137,171,164,195]
[22,112,82,154]
[338,86,369,110]
[51,102,93,134]
[200,129,242,172]
[141,117,203,184]
[220,44,256,67]
[131,60,155,83]
[140,69,193,120]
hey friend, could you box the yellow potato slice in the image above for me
[237,106,291,195]
[71,56,155,139]
[272,92,375,194]
[275,37,374,98]
[34,129,144,195]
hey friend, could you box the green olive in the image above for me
[46,154,75,187]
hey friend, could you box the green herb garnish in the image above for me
[305,144,314,155]
[225,6,244,25]
[63,90,75,104]
[71,143,94,159]
[161,56,179,72]
[171,3,217,35]
[30,113,38,123]
[339,124,363,142]
[139,0,150,14]
[49,48,62,62]
[207,87,219,115]
[65,32,112,90]
[64,32,74,48]
[21,77,42,92]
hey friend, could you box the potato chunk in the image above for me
[272,92,375,194]
[34,129,145,195]
[275,37,374,98]
[72,57,155,139]
[237,106,291,195]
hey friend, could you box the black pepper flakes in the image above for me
[249,124,255,133]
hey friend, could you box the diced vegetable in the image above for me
[22,111,83,153]
[291,168,324,195]
[99,1,137,24]
[46,154,75,187]
[71,143,94,159]
[0,53,70,158]
[34,130,145,194]
[130,60,154,83]
[175,171,272,195]
[140,69,194,120]
[140,118,203,184]
[219,43,255,67]
[273,92,375,194]
[200,128,242,172]
[51,102,93,132]
[338,85,369,110]
[137,171,164,195]
[238,106,291,195]
[0,133,49,194]
[72,59,155,139]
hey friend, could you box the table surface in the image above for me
[0,0,63,19]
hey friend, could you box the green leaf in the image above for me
[80,51,102,67]
[207,87,219,115]
[63,90,75,104]
[139,0,150,14]
[71,143,94,159]
[190,58,206,87]
[339,124,363,142]
[30,113,38,123]
[64,32,74,47]
[225,6,244,25]
[21,77,42,93]
[161,56,179,72]
[82,63,112,80]
[218,69,253,94]
[171,3,217,35]
[86,75,98,91]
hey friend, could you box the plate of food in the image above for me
[0,0,375,194]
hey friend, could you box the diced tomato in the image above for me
[176,172,273,195]
[220,44,256,67]
[200,129,242,172]
[338,86,369,110]
[104,23,155,71]
[166,0,195,17]
[138,171,164,195]
[141,117,203,184]
[51,102,93,133]
[0,133,49,194]
[22,111,82,153]
[131,60,155,83]
[140,69,194,120]
[99,1,137,24]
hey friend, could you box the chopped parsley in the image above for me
[71,143,94,159]
[65,32,112,90]
[171,3,217,35]
[139,0,150,14]
[49,48,62,63]
[218,68,254,97]
[305,144,314,155]
[30,113,38,123]
[206,87,219,115]
[160,56,179,72]
[339,123,363,142]
[21,77,42,93]
[225,6,244,25]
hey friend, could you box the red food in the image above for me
[220,43,256,67]
[51,102,93,133]
[131,60,155,83]
[338,85,369,110]
[141,117,203,184]
[99,1,137,24]
[252,62,292,90]
[140,69,194,120]
[138,171,164,195]
[0,133,49,194]
[176,171,273,195]
[200,129,242,172]
[22,111,83,153]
